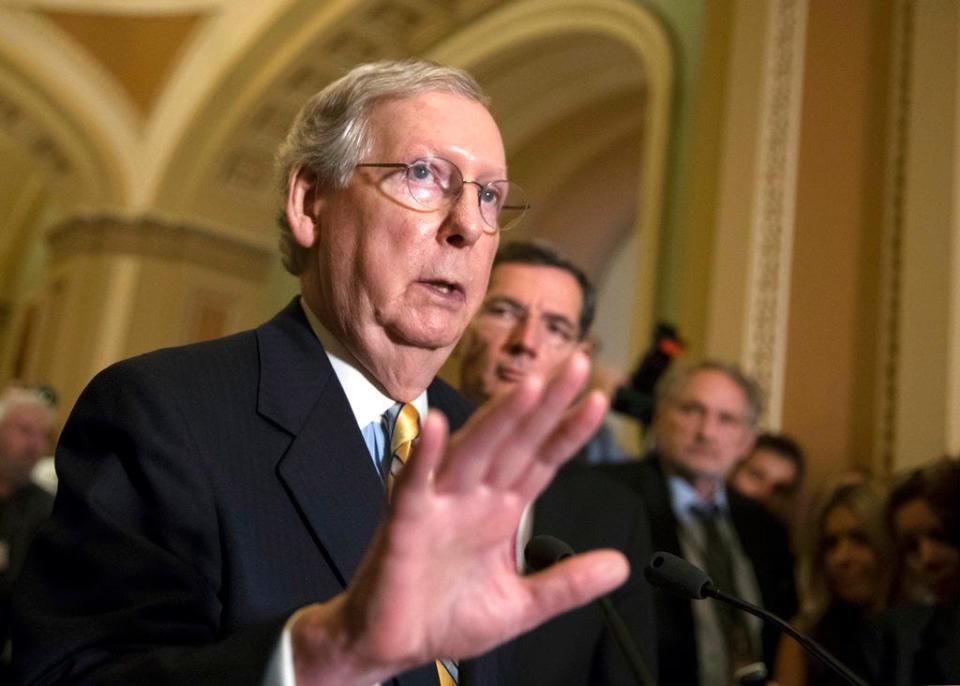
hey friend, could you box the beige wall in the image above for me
[782,0,890,487]
[18,216,271,414]
[895,0,960,469]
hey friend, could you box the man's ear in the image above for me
[285,167,320,249]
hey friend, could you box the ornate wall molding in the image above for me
[430,0,672,355]
[743,0,808,426]
[874,0,912,472]
[46,214,272,281]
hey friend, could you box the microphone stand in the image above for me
[597,596,657,686]
[705,586,869,686]
[526,535,657,686]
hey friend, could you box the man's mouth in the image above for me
[421,279,464,299]
[496,365,526,382]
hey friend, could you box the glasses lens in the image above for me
[489,182,528,232]
[403,158,458,209]
[385,157,529,232]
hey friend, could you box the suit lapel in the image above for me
[257,300,386,586]
[255,304,485,685]
[633,456,683,555]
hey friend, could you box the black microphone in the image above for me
[525,535,657,686]
[644,552,869,686]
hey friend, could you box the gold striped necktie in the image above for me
[386,403,458,686]
[387,402,419,497]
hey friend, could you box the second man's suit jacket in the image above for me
[497,462,659,685]
[13,300,500,686]
[602,455,797,686]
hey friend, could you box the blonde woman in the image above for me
[774,479,891,686]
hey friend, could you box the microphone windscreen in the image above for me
[644,551,713,599]
[525,535,575,572]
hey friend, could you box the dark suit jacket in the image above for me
[601,455,797,686]
[12,300,497,686]
[867,601,960,686]
[498,463,658,685]
[1,483,54,674]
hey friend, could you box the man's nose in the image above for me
[439,188,487,248]
[507,316,542,355]
[695,411,721,438]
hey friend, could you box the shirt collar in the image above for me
[667,472,729,524]
[300,297,428,429]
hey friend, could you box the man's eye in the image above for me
[408,163,435,183]
[546,322,574,342]
[485,304,515,318]
[479,186,503,207]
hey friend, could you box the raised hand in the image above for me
[291,351,629,686]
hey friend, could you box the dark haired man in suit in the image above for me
[458,240,657,685]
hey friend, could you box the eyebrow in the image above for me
[483,295,524,311]
[484,295,577,329]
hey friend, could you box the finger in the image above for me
[433,374,545,492]
[481,352,592,489]
[517,550,629,634]
[394,410,447,503]
[511,390,608,500]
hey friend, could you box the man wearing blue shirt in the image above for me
[604,361,797,686]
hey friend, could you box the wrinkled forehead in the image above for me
[365,92,507,175]
[674,370,749,410]
[488,263,582,304]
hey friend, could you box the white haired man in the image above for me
[0,386,55,678]
[14,61,626,686]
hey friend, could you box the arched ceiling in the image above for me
[0,0,665,292]
[42,10,205,116]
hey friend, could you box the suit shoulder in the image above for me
[729,488,789,535]
[427,378,473,429]
[595,455,662,491]
[94,330,257,384]
[75,331,260,422]
[552,462,643,503]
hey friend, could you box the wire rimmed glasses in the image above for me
[356,156,529,234]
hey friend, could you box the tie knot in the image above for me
[390,402,420,460]
[690,503,721,522]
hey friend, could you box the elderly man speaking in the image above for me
[12,61,627,686]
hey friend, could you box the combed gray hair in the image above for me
[654,359,765,427]
[274,59,490,275]
[0,387,54,426]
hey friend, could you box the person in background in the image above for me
[458,240,593,408]
[604,360,797,686]
[869,457,960,686]
[0,386,56,678]
[729,432,806,526]
[457,240,657,683]
[774,480,891,686]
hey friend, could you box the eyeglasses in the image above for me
[355,156,530,234]
[672,400,748,430]
[478,298,580,348]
